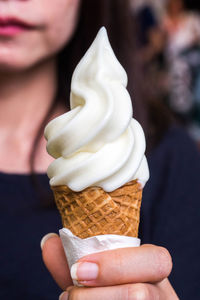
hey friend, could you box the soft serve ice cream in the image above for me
[44,27,149,192]
[44,28,149,266]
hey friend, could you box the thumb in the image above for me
[41,233,73,290]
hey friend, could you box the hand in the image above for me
[41,234,179,299]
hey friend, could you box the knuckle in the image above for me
[112,250,126,276]
[68,288,82,300]
[125,284,151,300]
[155,247,173,279]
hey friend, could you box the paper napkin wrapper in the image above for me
[59,228,141,285]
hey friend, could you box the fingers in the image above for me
[71,244,172,287]
[158,279,180,299]
[41,235,173,298]
[60,282,165,300]
[41,234,73,290]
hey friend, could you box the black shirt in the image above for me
[1,127,200,299]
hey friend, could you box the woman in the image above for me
[163,0,200,142]
[0,0,199,299]
[163,0,200,58]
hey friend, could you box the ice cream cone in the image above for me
[51,180,142,239]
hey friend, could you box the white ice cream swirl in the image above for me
[44,27,149,192]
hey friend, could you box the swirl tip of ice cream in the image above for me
[45,27,149,192]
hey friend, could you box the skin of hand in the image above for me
[41,235,179,300]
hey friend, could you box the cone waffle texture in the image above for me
[51,180,142,239]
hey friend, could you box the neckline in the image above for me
[0,171,47,178]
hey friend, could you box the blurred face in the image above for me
[0,0,80,71]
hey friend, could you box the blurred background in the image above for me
[130,0,200,147]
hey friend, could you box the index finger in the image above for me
[72,244,172,287]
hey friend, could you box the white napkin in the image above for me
[59,228,141,286]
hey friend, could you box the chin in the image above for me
[0,61,29,73]
[0,47,56,73]
[0,52,45,73]
[0,52,32,72]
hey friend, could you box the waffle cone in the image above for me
[51,180,142,238]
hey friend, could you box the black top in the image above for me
[1,127,200,299]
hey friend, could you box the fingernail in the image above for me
[59,291,68,300]
[71,262,99,281]
[40,233,58,250]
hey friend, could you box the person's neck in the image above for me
[0,58,57,138]
[0,58,58,173]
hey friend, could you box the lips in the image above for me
[0,17,35,36]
